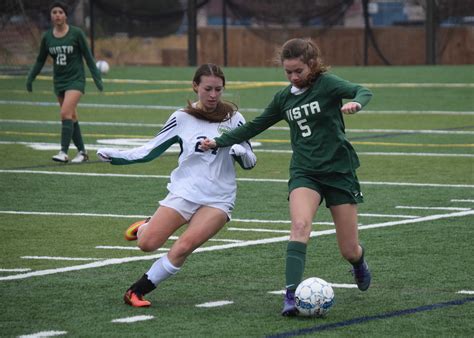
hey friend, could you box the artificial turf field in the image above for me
[0,65,473,337]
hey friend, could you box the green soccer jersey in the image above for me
[215,73,372,175]
[27,25,102,95]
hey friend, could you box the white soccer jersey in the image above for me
[98,109,255,207]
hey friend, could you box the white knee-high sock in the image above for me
[146,255,181,286]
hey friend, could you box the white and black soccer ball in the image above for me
[295,277,335,317]
[96,60,110,74]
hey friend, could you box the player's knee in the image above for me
[137,238,158,252]
[290,219,312,240]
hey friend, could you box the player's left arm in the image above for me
[229,142,257,170]
[325,74,373,114]
[78,28,103,91]
[229,114,257,170]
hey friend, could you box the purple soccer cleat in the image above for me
[351,260,371,291]
[281,289,299,316]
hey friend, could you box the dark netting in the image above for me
[93,0,209,37]
[415,0,474,61]
[225,0,355,43]
[226,0,354,25]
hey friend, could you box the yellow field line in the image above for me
[101,87,193,96]
[1,75,472,89]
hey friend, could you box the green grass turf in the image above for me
[0,65,473,337]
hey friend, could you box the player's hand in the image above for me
[229,144,246,156]
[200,138,217,151]
[341,102,361,114]
[26,82,33,92]
[96,149,112,162]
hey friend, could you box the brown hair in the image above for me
[184,63,237,123]
[277,38,329,83]
[49,1,68,16]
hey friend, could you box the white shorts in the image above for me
[159,192,232,222]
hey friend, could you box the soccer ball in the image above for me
[295,277,335,317]
[96,60,110,74]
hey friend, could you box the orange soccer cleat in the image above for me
[124,217,150,241]
[123,289,151,307]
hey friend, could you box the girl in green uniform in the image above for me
[201,38,373,316]
[26,1,103,163]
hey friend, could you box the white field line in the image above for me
[1,141,472,158]
[18,331,68,338]
[2,118,474,135]
[1,100,474,115]
[255,150,474,158]
[396,206,471,211]
[0,210,418,227]
[21,256,102,261]
[457,290,474,295]
[359,213,418,219]
[1,209,472,281]
[5,140,471,158]
[95,245,165,251]
[0,210,285,225]
[269,283,358,294]
[195,300,234,308]
[111,315,154,323]
[229,227,290,234]
[0,268,31,272]
[1,169,473,188]
[451,199,474,203]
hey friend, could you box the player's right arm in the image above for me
[205,94,283,149]
[26,34,48,92]
[97,112,181,165]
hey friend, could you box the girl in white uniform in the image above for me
[97,64,256,307]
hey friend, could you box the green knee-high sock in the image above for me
[285,241,307,291]
[60,119,74,153]
[71,121,85,152]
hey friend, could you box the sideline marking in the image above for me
[267,297,474,337]
[21,256,102,261]
[195,300,234,308]
[396,206,471,211]
[1,209,472,281]
[18,331,67,338]
[1,100,474,115]
[269,283,358,294]
[3,139,472,157]
[2,119,474,135]
[111,315,154,323]
[1,169,473,188]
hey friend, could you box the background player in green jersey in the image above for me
[201,38,373,316]
[26,1,103,163]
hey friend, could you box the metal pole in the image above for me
[187,0,197,66]
[425,0,437,64]
[89,0,95,56]
[362,0,369,66]
[222,0,228,66]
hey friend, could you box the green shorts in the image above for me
[288,171,364,208]
[54,81,85,97]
